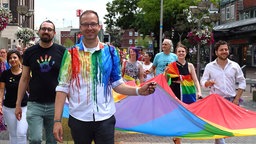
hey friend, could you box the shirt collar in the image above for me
[77,39,105,53]
[213,58,232,66]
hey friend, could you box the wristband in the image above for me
[54,119,61,123]
[136,87,140,96]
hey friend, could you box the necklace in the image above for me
[176,61,186,67]
[11,67,22,75]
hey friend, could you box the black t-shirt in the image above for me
[23,43,66,103]
[0,69,28,108]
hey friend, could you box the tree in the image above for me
[108,27,122,48]
[104,0,220,52]
[63,38,74,48]
[136,0,199,53]
[136,35,151,49]
[104,0,142,30]
[104,0,146,47]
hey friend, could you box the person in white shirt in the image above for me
[142,52,154,81]
[53,10,156,144]
[200,40,246,144]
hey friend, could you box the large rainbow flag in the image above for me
[63,74,256,139]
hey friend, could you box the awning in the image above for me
[213,18,256,31]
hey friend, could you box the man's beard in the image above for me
[218,55,228,60]
[40,34,53,43]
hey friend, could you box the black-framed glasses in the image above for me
[80,22,99,28]
[40,27,54,32]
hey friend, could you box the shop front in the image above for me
[213,18,256,67]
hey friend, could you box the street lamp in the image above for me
[159,0,163,52]
[17,5,34,28]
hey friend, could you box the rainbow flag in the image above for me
[63,74,256,139]
[165,62,196,104]
[114,75,256,139]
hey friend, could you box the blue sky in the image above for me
[34,0,112,29]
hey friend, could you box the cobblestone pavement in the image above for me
[0,68,255,144]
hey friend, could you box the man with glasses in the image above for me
[15,20,66,144]
[147,39,177,76]
[53,10,156,144]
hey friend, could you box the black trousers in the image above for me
[68,115,116,144]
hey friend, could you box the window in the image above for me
[129,39,133,44]
[134,39,138,44]
[2,3,9,9]
[226,6,230,20]
[134,32,138,36]
[2,0,9,9]
[250,10,254,18]
[230,5,235,19]
[243,11,249,19]
[221,8,225,22]
[129,31,133,36]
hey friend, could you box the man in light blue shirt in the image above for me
[149,39,177,75]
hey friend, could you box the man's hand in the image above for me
[53,122,63,143]
[138,82,157,96]
[205,80,215,87]
[233,98,240,105]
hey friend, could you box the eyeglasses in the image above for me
[80,22,99,28]
[40,27,54,32]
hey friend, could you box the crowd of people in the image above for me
[0,9,246,144]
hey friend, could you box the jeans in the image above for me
[68,115,116,144]
[3,106,28,144]
[26,102,56,144]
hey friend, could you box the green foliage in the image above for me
[105,27,122,47]
[103,0,220,52]
[63,38,74,48]
[104,0,142,30]
[136,35,151,48]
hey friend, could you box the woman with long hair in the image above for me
[0,50,29,144]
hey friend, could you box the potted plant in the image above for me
[0,7,12,33]
[15,27,35,48]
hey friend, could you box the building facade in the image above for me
[213,0,256,68]
[120,29,154,53]
[0,0,34,49]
